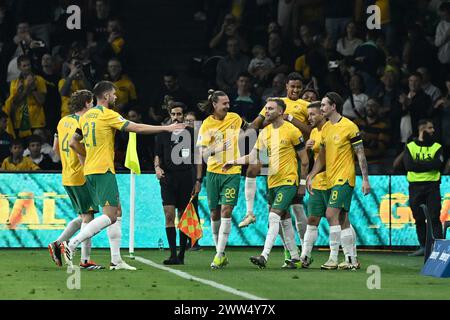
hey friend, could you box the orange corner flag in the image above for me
[177,197,202,246]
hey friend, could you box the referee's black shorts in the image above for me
[159,169,195,211]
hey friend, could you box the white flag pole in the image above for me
[129,171,136,259]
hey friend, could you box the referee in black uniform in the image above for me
[154,102,202,265]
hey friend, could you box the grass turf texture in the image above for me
[0,248,449,300]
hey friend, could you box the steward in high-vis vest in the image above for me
[403,119,444,256]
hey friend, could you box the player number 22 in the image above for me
[83,122,97,147]
[225,188,236,199]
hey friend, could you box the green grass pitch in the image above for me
[1,247,449,300]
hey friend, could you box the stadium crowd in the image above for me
[0,0,449,175]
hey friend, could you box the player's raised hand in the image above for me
[305,139,315,150]
[155,166,165,180]
[362,179,371,195]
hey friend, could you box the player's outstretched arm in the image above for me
[353,143,371,195]
[52,134,60,159]
[222,147,258,172]
[286,115,311,137]
[125,122,186,134]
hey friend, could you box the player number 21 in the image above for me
[83,122,97,147]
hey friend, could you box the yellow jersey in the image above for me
[5,75,47,130]
[259,97,309,126]
[256,121,304,189]
[58,79,88,118]
[112,75,137,112]
[79,106,129,175]
[1,156,39,171]
[320,117,362,188]
[197,112,242,175]
[309,127,328,190]
[57,114,85,186]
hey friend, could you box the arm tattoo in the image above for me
[353,144,369,179]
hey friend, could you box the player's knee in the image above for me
[81,213,94,223]
[308,216,321,226]
[220,206,233,218]
[210,209,220,220]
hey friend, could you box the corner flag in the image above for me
[178,196,202,246]
[125,132,141,174]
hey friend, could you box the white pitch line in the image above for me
[134,256,267,300]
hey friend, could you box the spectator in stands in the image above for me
[323,0,353,46]
[23,128,59,163]
[434,75,450,162]
[229,71,260,122]
[248,44,274,86]
[216,37,250,94]
[4,55,46,138]
[7,22,47,82]
[184,111,198,129]
[209,13,248,56]
[301,88,319,102]
[261,73,286,102]
[1,138,39,171]
[434,2,450,76]
[294,25,316,83]
[87,0,111,48]
[336,21,363,58]
[59,57,92,117]
[14,0,54,47]
[26,134,60,170]
[354,98,390,174]
[266,31,290,77]
[399,72,432,144]
[342,73,368,121]
[0,111,12,163]
[402,24,437,77]
[104,58,137,114]
[39,53,61,135]
[373,69,403,149]
[353,30,386,96]
[149,71,193,124]
[417,67,442,104]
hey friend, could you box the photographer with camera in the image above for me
[58,57,92,117]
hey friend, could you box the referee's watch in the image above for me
[196,178,203,183]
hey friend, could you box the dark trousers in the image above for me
[409,182,443,246]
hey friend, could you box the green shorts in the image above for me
[268,185,297,211]
[307,189,330,217]
[64,183,99,215]
[86,171,120,207]
[327,183,354,212]
[206,172,240,210]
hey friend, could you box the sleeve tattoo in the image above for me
[353,143,369,179]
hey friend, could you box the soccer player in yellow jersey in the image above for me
[197,90,249,269]
[48,90,103,270]
[62,81,184,270]
[240,73,310,236]
[306,92,371,270]
[223,98,309,269]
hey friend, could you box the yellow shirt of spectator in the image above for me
[1,156,39,171]
[310,127,327,191]
[259,97,309,125]
[59,79,87,118]
[57,114,85,186]
[6,75,47,130]
[320,117,362,188]
[112,75,137,111]
[256,121,304,189]
[197,112,242,175]
[79,106,129,175]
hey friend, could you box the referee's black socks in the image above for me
[165,227,177,258]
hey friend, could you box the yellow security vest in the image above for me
[406,141,441,182]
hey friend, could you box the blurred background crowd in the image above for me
[0,0,449,174]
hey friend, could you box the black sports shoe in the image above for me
[163,257,182,265]
[250,255,267,269]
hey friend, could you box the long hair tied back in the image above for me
[198,89,227,114]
